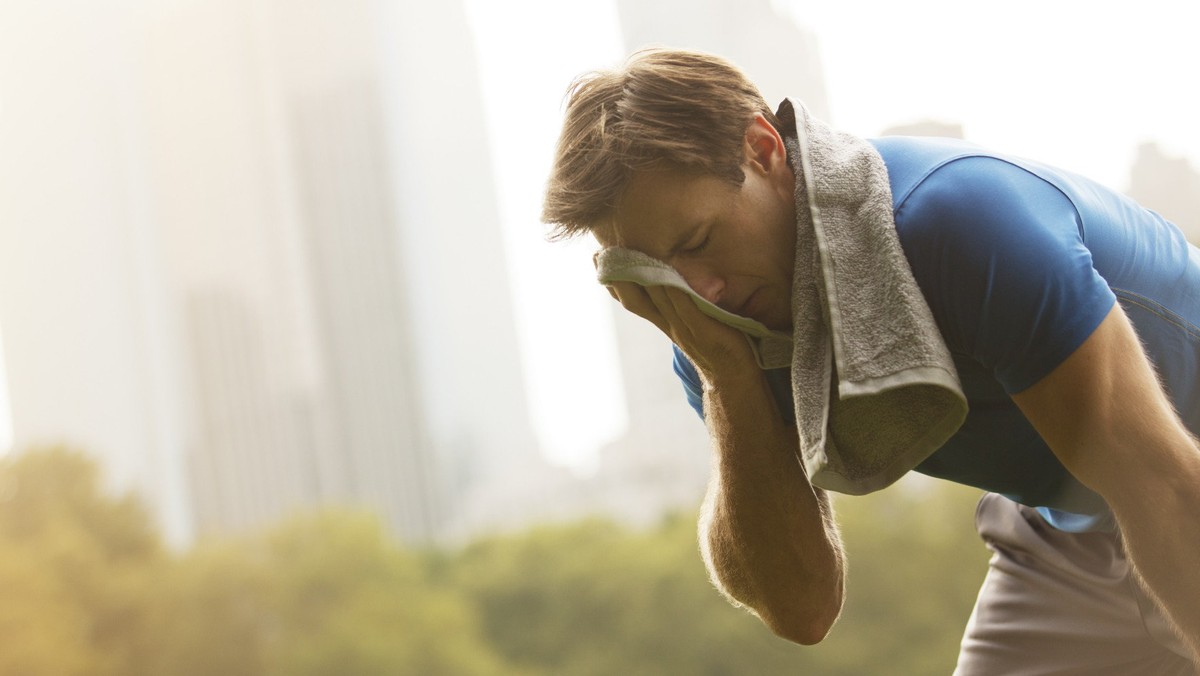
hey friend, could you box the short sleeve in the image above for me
[672,345,705,419]
[893,156,1116,394]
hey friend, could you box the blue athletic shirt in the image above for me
[672,136,1200,532]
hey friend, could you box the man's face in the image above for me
[595,160,798,332]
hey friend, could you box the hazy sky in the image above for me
[464,0,1200,470]
[1,0,1195,470]
[782,0,1200,187]
[464,0,628,470]
[0,332,9,452]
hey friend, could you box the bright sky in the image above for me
[464,0,1200,472]
[464,0,629,471]
[2,0,1194,467]
[0,329,10,454]
[779,0,1200,189]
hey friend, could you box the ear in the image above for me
[743,113,787,176]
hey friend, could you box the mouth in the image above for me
[737,288,792,332]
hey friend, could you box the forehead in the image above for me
[595,167,733,254]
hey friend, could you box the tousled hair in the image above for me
[541,48,779,239]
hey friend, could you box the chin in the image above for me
[761,308,792,332]
[756,314,789,332]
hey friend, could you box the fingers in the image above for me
[646,286,715,333]
[656,286,710,326]
[643,284,693,342]
[607,282,717,340]
[605,283,753,377]
[606,281,672,336]
[625,283,703,344]
[606,281,732,333]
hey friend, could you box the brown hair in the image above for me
[541,48,779,240]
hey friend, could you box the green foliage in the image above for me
[143,511,521,676]
[142,538,276,676]
[0,447,163,676]
[0,545,98,676]
[260,511,518,676]
[816,479,989,675]
[0,449,516,676]
[446,516,803,676]
[0,448,990,675]
[443,478,988,675]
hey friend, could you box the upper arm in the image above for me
[897,157,1195,498]
[1011,305,1196,501]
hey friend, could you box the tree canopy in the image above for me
[0,448,988,675]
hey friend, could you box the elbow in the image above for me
[763,607,840,646]
[759,584,844,646]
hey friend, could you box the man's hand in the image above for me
[603,280,756,384]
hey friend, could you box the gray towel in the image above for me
[593,249,793,369]
[595,98,967,495]
[779,98,966,494]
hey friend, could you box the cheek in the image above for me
[750,184,796,253]
[769,209,797,271]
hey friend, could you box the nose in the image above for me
[678,264,725,306]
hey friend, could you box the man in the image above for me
[542,48,1200,674]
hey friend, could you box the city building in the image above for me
[0,0,192,545]
[1128,141,1200,245]
[0,0,547,545]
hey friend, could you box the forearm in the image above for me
[1101,425,1200,662]
[1012,308,1200,661]
[595,281,845,642]
[697,367,845,645]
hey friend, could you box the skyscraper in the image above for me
[373,0,549,535]
[0,0,545,545]
[1128,142,1200,245]
[148,0,546,542]
[0,0,192,545]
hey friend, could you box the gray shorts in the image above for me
[954,493,1196,675]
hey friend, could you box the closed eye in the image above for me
[684,235,710,255]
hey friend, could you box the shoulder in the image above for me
[870,137,1080,232]
[881,145,1094,287]
[873,141,1115,393]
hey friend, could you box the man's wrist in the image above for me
[689,337,759,386]
[701,362,776,410]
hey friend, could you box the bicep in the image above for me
[1011,305,1190,501]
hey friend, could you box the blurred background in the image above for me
[0,0,1196,674]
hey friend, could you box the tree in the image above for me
[0,545,98,676]
[143,510,524,676]
[813,479,989,675]
[0,448,524,675]
[261,510,520,676]
[140,539,276,676]
[0,447,991,675]
[445,478,989,675]
[447,516,813,675]
[0,447,164,676]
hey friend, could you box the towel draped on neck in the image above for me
[595,98,967,494]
